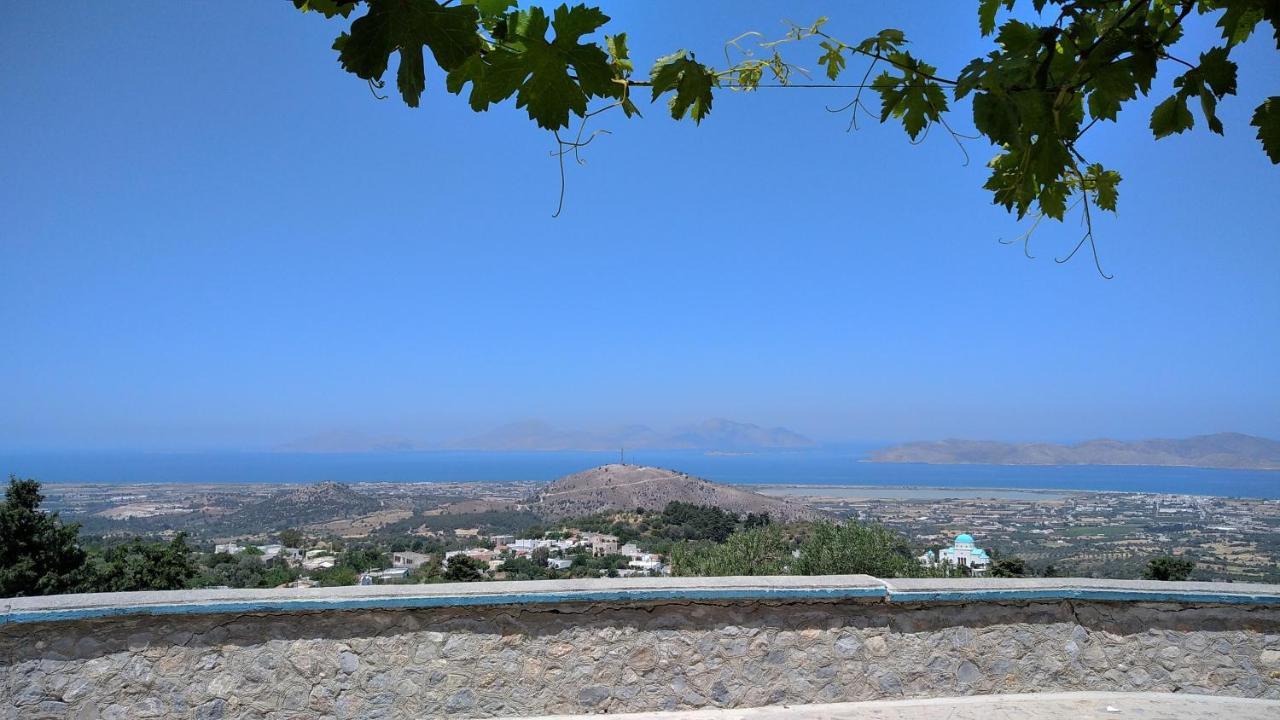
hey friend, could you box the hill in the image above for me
[239,481,386,528]
[868,432,1280,470]
[527,464,820,521]
[449,418,813,451]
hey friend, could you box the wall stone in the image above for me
[3,597,1278,719]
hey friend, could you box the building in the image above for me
[581,532,619,557]
[301,555,336,571]
[214,543,246,555]
[922,534,991,576]
[547,557,574,570]
[359,567,411,584]
[489,535,515,549]
[392,551,431,569]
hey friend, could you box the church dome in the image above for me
[955,534,974,544]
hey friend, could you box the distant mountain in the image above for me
[276,430,419,453]
[868,433,1280,470]
[528,464,820,521]
[448,418,814,452]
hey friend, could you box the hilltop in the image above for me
[241,481,385,527]
[527,464,820,521]
[868,432,1280,470]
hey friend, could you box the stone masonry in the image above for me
[3,591,1279,720]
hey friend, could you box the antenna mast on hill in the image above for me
[620,447,625,465]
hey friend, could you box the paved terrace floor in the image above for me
[500,692,1280,720]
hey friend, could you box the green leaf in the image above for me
[606,33,633,78]
[996,20,1041,53]
[332,0,482,106]
[1252,96,1280,163]
[445,4,617,130]
[1038,180,1068,220]
[817,41,846,81]
[978,0,1015,37]
[1085,61,1136,122]
[397,44,426,107]
[461,0,515,20]
[971,91,1018,146]
[650,51,716,123]
[334,7,395,81]
[979,0,1000,36]
[1150,94,1194,138]
[1196,47,1238,99]
[1087,163,1121,212]
[1199,91,1224,135]
[1218,2,1265,46]
[293,0,357,19]
[872,55,947,142]
[413,2,483,72]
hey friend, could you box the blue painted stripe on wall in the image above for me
[885,589,1280,605]
[1,586,888,625]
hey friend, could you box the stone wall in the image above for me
[3,577,1279,719]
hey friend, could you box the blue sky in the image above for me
[1,1,1277,451]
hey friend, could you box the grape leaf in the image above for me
[1196,47,1238,98]
[1253,96,1280,163]
[1085,61,1136,122]
[978,0,1014,37]
[293,0,357,19]
[817,41,846,81]
[446,4,615,130]
[1150,94,1194,138]
[650,51,717,123]
[971,91,1018,146]
[1086,163,1121,212]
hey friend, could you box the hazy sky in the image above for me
[2,2,1278,451]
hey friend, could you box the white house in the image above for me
[392,551,431,569]
[547,557,574,570]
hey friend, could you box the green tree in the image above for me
[277,528,305,548]
[314,565,359,587]
[1143,555,1195,580]
[86,534,199,593]
[444,554,486,582]
[669,527,790,577]
[0,476,87,597]
[793,521,919,578]
[990,556,1029,577]
[294,0,1280,270]
[531,545,550,567]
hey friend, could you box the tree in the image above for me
[793,521,920,577]
[277,528,305,548]
[444,554,486,582]
[990,556,1029,577]
[0,476,87,597]
[531,545,550,567]
[1143,555,1195,580]
[86,534,200,593]
[293,0,1279,271]
[669,527,790,577]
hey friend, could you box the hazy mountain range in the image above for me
[278,419,815,453]
[447,419,815,452]
[868,432,1280,470]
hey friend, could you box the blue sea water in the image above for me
[3,450,1278,499]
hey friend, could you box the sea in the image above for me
[3,450,1278,499]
